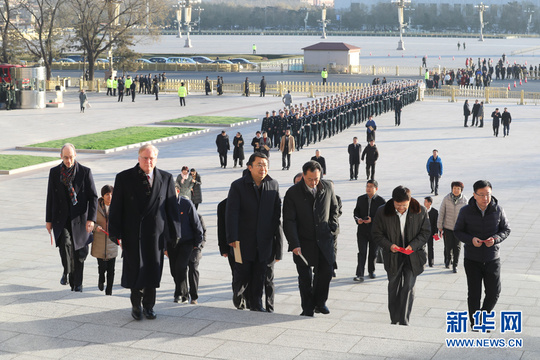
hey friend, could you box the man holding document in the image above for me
[225,153,281,312]
[372,186,430,325]
[283,160,340,317]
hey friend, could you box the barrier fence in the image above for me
[46,77,540,105]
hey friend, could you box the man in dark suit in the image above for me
[424,196,438,267]
[46,143,98,292]
[283,160,340,316]
[226,153,281,311]
[109,144,181,320]
[394,95,403,126]
[348,137,361,180]
[216,130,230,168]
[353,180,386,282]
[310,149,326,176]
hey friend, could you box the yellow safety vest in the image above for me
[178,86,187,97]
[106,78,113,88]
[125,78,132,88]
[113,80,118,89]
[321,70,328,79]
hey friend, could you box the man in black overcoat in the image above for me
[348,137,361,181]
[216,130,230,168]
[283,160,340,316]
[226,153,281,311]
[46,143,98,292]
[109,144,181,320]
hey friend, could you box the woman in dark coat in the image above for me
[233,132,245,167]
[190,168,202,209]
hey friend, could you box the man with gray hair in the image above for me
[46,143,98,292]
[109,144,181,320]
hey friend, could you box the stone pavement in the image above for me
[1,89,539,359]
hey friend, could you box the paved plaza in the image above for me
[1,83,539,360]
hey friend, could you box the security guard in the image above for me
[178,82,187,106]
[112,76,118,96]
[106,76,113,96]
[321,68,328,85]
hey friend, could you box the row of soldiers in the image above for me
[260,80,419,151]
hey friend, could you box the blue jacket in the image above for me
[454,196,510,263]
[426,155,443,177]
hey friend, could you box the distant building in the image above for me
[300,0,335,6]
[335,0,540,10]
[302,42,361,73]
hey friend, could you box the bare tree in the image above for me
[0,0,24,63]
[68,0,166,80]
[11,0,67,80]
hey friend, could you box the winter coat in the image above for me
[437,192,468,230]
[191,173,202,205]
[233,135,245,160]
[361,144,379,165]
[372,198,430,277]
[91,197,118,260]
[454,196,510,263]
[426,155,443,177]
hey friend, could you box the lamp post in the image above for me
[176,0,202,48]
[174,1,182,38]
[318,4,330,39]
[525,8,535,35]
[392,0,410,51]
[474,2,489,41]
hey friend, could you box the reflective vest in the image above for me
[106,78,113,88]
[125,78,132,88]
[178,86,187,97]
[321,70,328,79]
[113,80,118,89]
[425,71,429,80]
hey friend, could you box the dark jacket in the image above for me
[501,111,512,126]
[217,199,229,256]
[174,197,203,248]
[348,143,362,165]
[216,134,230,153]
[310,156,326,175]
[233,135,245,160]
[225,173,281,263]
[361,144,379,165]
[426,155,443,177]
[463,101,471,116]
[46,162,98,250]
[108,164,181,289]
[190,214,207,263]
[353,193,386,237]
[454,196,510,263]
[372,199,430,277]
[191,173,202,205]
[283,179,340,266]
[427,207,439,237]
[491,111,501,126]
[472,102,480,115]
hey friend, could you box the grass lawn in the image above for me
[162,116,252,124]
[0,154,58,171]
[28,127,201,150]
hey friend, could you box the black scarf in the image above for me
[137,165,152,196]
[60,163,78,206]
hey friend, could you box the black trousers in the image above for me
[356,231,377,277]
[117,91,123,102]
[464,258,501,325]
[443,228,461,267]
[395,111,401,125]
[58,227,88,289]
[218,151,228,167]
[429,175,440,194]
[282,152,291,169]
[294,249,333,316]
[427,236,434,265]
[387,258,417,325]
[185,248,202,300]
[350,163,359,180]
[131,91,136,102]
[233,258,267,310]
[265,261,276,312]
[493,124,499,137]
[471,113,479,126]
[106,88,112,96]
[131,287,156,310]
[503,124,510,136]
[168,241,193,299]
[366,163,375,180]
[464,115,469,126]
[179,97,185,106]
[97,258,116,294]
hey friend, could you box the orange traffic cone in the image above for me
[370,52,372,56]
[508,84,510,90]
[452,56,455,60]
[388,53,390,57]
[439,56,441,60]
[525,77,528,83]
[519,79,522,85]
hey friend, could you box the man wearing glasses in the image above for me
[454,180,510,329]
[226,153,282,312]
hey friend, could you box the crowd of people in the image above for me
[463,99,513,137]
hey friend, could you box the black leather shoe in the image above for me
[353,276,364,283]
[73,286,83,292]
[132,306,143,320]
[300,311,314,317]
[314,305,330,314]
[174,296,180,303]
[250,306,266,312]
[452,266,458,273]
[369,273,376,279]
[143,308,156,320]
[98,282,104,291]
[60,274,68,285]
[233,294,246,310]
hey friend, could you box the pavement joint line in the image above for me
[155,118,259,127]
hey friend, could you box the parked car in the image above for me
[166,57,196,64]
[136,58,153,64]
[66,55,85,62]
[96,58,109,63]
[230,58,257,66]
[191,56,213,63]
[212,59,234,65]
[56,58,77,63]
[148,57,168,63]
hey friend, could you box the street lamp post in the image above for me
[392,0,411,51]
[475,2,489,42]
[318,4,330,39]
[525,8,535,35]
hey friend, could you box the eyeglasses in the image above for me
[474,192,492,198]
[252,163,268,169]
